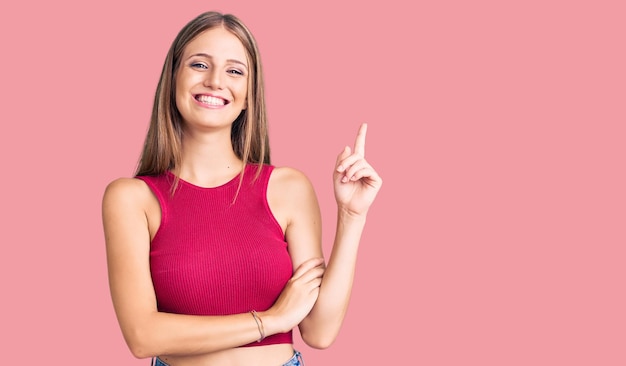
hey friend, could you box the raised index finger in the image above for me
[354,123,367,156]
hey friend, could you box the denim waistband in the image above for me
[152,350,303,366]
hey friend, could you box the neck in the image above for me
[177,128,245,187]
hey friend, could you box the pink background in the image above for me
[1,0,624,365]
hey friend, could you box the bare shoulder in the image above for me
[269,166,316,197]
[102,177,160,244]
[102,177,156,218]
[103,177,150,203]
[267,166,320,231]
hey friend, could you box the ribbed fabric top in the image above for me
[136,164,293,347]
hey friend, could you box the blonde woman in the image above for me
[102,11,382,366]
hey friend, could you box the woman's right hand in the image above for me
[263,257,325,334]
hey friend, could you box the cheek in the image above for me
[174,74,190,108]
[174,84,185,111]
[241,88,249,109]
[237,82,249,101]
[175,69,194,94]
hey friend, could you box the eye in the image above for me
[191,62,208,69]
[228,69,245,76]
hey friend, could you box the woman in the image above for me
[102,11,382,366]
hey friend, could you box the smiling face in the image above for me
[175,26,249,131]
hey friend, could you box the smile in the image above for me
[195,94,230,106]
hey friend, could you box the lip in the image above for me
[193,93,231,109]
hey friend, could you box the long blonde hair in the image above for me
[135,11,271,188]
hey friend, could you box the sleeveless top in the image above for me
[136,164,293,346]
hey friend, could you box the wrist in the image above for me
[337,207,368,223]
[250,310,266,342]
[258,310,289,336]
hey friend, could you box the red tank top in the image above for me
[136,164,293,346]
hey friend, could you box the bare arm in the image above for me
[272,123,383,349]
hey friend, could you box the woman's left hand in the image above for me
[334,123,383,216]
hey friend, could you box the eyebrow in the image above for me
[187,53,248,69]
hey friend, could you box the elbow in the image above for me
[124,327,156,359]
[128,343,152,360]
[299,316,343,349]
[301,331,337,350]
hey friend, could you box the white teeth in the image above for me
[197,95,226,106]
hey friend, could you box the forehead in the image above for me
[183,27,248,65]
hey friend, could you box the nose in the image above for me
[203,69,223,90]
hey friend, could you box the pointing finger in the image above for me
[354,123,367,157]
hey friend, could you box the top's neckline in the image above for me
[165,168,245,190]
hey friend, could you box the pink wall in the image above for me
[1,0,624,365]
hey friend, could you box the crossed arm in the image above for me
[274,123,382,348]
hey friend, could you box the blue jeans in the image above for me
[152,350,304,366]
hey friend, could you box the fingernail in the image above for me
[342,176,349,183]
[337,165,345,172]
